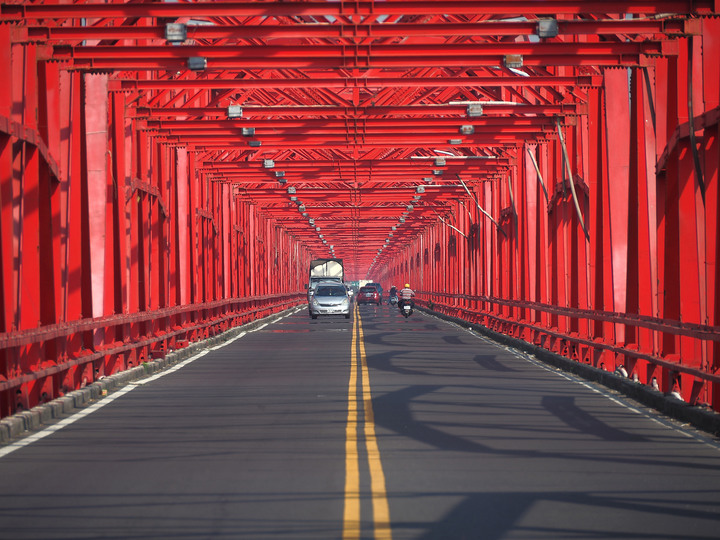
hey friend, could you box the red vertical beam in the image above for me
[36,59,60,402]
[222,183,231,298]
[0,26,13,414]
[166,147,178,314]
[66,72,84,324]
[659,54,681,364]
[604,68,631,347]
[19,44,40,333]
[148,143,161,312]
[537,143,550,330]
[176,148,190,308]
[84,74,109,324]
[547,143,562,333]
[675,37,704,396]
[524,146,539,321]
[628,68,659,361]
[591,84,615,346]
[108,92,124,332]
[188,153,198,304]
[574,119,590,335]
[702,17,720,408]
[483,183,493,310]
[17,43,40,407]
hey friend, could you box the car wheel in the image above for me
[311,313,318,319]
[345,313,350,319]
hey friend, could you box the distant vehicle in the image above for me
[309,281,351,319]
[367,282,383,299]
[306,258,344,301]
[356,285,381,305]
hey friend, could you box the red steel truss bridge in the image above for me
[1,0,719,420]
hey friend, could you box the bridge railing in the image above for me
[0,293,305,418]
[418,291,720,412]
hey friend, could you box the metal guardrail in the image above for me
[418,292,720,386]
[0,293,305,416]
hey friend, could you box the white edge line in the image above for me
[458,323,720,451]
[1,308,300,458]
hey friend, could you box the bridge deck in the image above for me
[1,306,718,539]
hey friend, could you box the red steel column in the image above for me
[702,18,720,409]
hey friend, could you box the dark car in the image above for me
[357,285,381,305]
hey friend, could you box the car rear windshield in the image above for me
[359,286,377,293]
[315,286,346,297]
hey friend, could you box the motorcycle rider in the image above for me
[388,285,398,305]
[398,283,415,310]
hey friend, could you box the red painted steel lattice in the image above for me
[0,1,719,418]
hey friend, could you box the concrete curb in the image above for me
[420,307,720,438]
[0,307,299,446]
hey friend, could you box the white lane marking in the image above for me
[0,308,302,458]
[457,324,720,451]
[0,386,134,458]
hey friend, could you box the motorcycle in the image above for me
[389,295,398,306]
[399,301,413,318]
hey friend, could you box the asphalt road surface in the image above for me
[1,304,719,539]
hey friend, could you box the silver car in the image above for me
[309,282,351,319]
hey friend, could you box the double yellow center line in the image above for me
[343,305,392,540]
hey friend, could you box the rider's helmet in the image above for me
[404,283,410,288]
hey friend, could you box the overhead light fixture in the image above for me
[277,177,287,184]
[433,170,443,176]
[423,177,433,183]
[416,186,425,194]
[434,157,446,166]
[263,159,274,168]
[242,127,255,136]
[407,204,414,211]
[467,103,484,117]
[537,18,559,38]
[290,196,297,202]
[298,204,306,212]
[275,171,285,179]
[391,226,397,231]
[301,212,308,217]
[503,54,523,69]
[248,140,261,147]
[413,195,421,200]
[315,226,321,232]
[187,57,207,71]
[309,219,315,225]
[448,138,462,145]
[227,105,243,119]
[287,186,296,194]
[459,125,475,135]
[165,23,187,45]
[319,234,324,239]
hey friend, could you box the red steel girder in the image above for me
[117,76,602,93]
[137,103,584,118]
[24,19,692,42]
[146,117,560,134]
[3,1,717,19]
[53,41,674,70]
